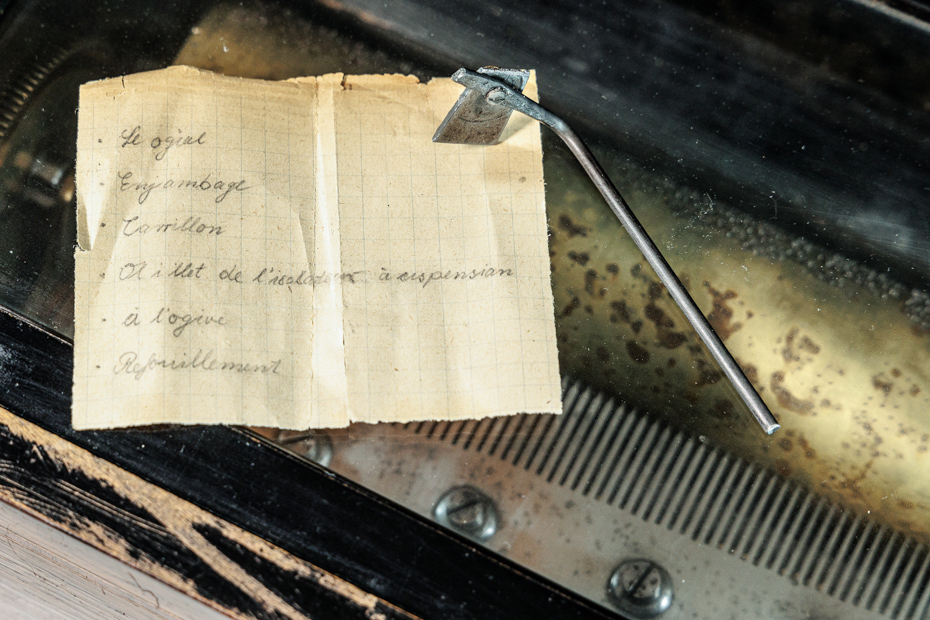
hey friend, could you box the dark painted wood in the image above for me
[0,305,622,619]
[0,403,418,619]
[318,0,930,288]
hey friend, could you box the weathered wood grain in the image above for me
[0,499,231,619]
[0,306,616,620]
[0,406,416,620]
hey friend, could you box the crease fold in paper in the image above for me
[306,74,350,425]
[73,67,560,430]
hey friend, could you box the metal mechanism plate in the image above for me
[316,379,930,619]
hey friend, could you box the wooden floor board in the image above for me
[0,499,230,620]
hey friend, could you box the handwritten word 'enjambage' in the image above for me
[114,350,281,381]
[120,126,207,161]
[379,267,515,287]
[122,216,223,237]
[118,171,250,205]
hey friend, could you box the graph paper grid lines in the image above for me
[72,67,561,430]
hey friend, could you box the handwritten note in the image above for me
[73,66,561,430]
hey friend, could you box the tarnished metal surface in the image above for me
[432,67,528,144]
[321,380,928,619]
[434,67,778,434]
[545,140,930,542]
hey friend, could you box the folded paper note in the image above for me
[73,66,561,429]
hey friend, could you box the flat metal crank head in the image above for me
[432,67,529,145]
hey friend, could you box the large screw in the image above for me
[433,485,498,541]
[276,431,333,467]
[606,559,673,618]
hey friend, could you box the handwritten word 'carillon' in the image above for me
[122,216,224,237]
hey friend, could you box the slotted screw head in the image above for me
[607,559,673,618]
[433,485,498,541]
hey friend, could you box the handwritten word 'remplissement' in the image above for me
[379,267,515,288]
[114,350,281,381]
[117,171,250,205]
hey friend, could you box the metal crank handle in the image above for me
[444,68,780,435]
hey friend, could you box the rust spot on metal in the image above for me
[557,214,588,238]
[567,251,590,266]
[609,300,644,336]
[584,269,598,295]
[770,371,814,414]
[643,302,687,349]
[892,368,902,378]
[561,297,581,317]
[738,362,759,386]
[798,435,817,459]
[644,303,674,328]
[781,327,820,363]
[648,282,663,301]
[610,300,632,323]
[872,373,894,396]
[626,341,650,364]
[782,328,799,362]
[704,283,742,341]
[696,369,722,387]
[799,336,820,354]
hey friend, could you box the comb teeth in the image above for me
[432,67,529,145]
[403,377,930,619]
